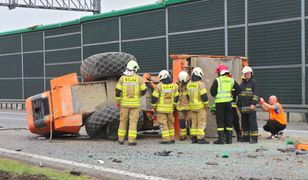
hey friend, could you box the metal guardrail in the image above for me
[257,104,308,123]
[0,100,25,110]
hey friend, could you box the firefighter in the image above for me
[115,60,147,146]
[151,70,179,144]
[227,71,243,141]
[177,71,190,141]
[186,67,210,144]
[231,87,243,141]
[210,64,241,144]
[237,66,259,143]
[260,96,287,139]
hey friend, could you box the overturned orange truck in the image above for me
[26,52,247,139]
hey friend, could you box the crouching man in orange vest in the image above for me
[260,96,287,139]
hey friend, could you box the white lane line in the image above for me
[0,112,26,115]
[0,117,26,121]
[258,128,308,133]
[0,148,169,180]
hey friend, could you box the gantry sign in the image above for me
[0,0,101,14]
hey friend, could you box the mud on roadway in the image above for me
[0,110,308,180]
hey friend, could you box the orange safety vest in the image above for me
[269,102,287,125]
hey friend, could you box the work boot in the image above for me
[170,140,175,144]
[225,131,233,144]
[213,131,225,144]
[118,141,124,145]
[238,135,250,142]
[236,131,243,141]
[250,136,258,144]
[128,142,137,146]
[198,138,210,144]
[191,136,198,144]
[159,141,172,144]
[179,136,186,141]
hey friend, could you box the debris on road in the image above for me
[285,139,294,145]
[255,147,268,152]
[222,152,229,158]
[277,148,295,153]
[98,160,105,164]
[155,150,172,156]
[15,149,22,152]
[70,170,82,176]
[206,162,218,166]
[247,155,258,158]
[112,159,122,163]
[295,151,307,156]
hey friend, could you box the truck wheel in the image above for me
[85,105,144,140]
[81,52,137,81]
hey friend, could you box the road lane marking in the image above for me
[0,117,26,121]
[258,128,308,133]
[0,112,26,115]
[0,148,169,180]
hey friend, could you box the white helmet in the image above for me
[192,67,204,78]
[220,69,230,76]
[126,60,139,72]
[158,70,170,81]
[178,71,190,83]
[242,66,253,75]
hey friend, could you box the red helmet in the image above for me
[216,64,228,74]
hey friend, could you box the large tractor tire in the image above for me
[85,105,144,140]
[80,52,137,81]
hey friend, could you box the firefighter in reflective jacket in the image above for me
[115,60,147,146]
[151,70,179,144]
[210,65,241,144]
[228,71,243,141]
[186,67,210,144]
[237,66,259,143]
[176,71,190,141]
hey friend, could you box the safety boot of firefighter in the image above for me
[236,131,243,141]
[238,131,250,142]
[179,136,186,141]
[225,131,233,144]
[213,131,225,144]
[250,136,258,144]
[198,138,210,144]
[159,141,172,145]
[191,136,198,144]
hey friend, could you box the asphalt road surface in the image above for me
[0,109,308,180]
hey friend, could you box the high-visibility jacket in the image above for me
[215,76,234,103]
[269,102,287,125]
[115,73,147,108]
[152,83,179,113]
[186,81,209,111]
[176,83,190,111]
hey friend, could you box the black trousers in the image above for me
[232,108,240,132]
[263,120,286,135]
[216,102,233,130]
[241,111,258,135]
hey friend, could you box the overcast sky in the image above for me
[0,0,156,32]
